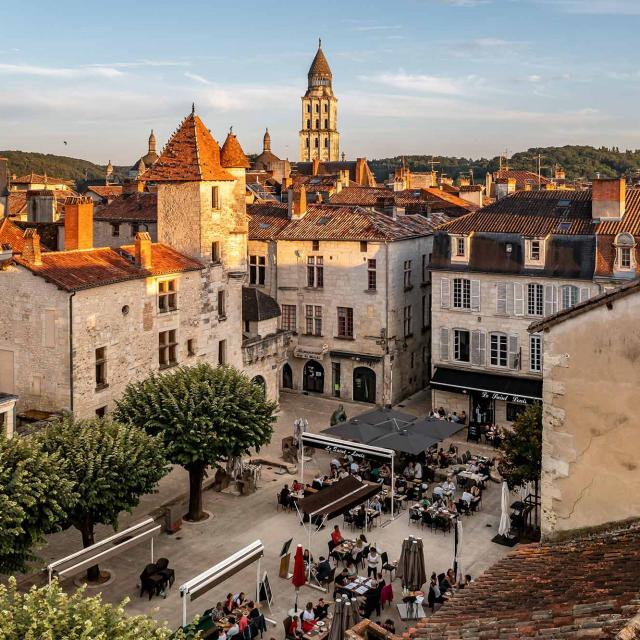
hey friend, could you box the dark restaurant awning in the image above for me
[430,367,542,402]
[297,476,381,520]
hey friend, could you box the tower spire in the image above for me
[318,37,322,48]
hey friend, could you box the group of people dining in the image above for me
[428,570,473,610]
[206,592,265,640]
[287,598,330,638]
[428,407,467,424]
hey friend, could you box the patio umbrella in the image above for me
[405,538,427,591]
[292,544,306,611]
[395,537,410,584]
[498,481,511,537]
[369,428,439,456]
[453,518,463,583]
[327,598,344,640]
[342,600,356,636]
[349,597,361,625]
[323,420,386,444]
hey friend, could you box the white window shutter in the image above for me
[514,283,524,316]
[471,330,480,365]
[496,282,507,314]
[441,278,450,309]
[440,327,450,361]
[544,284,555,316]
[471,280,481,311]
[479,331,486,366]
[579,286,590,302]
[508,335,520,369]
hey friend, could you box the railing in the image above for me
[242,329,292,365]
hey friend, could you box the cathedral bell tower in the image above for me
[299,39,339,162]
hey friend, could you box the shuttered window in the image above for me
[508,335,520,370]
[440,278,450,309]
[440,327,449,361]
[471,330,486,366]
[496,282,507,315]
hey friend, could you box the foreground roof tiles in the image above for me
[495,169,553,185]
[409,522,640,639]
[87,185,123,199]
[15,243,202,291]
[142,112,235,182]
[0,218,26,253]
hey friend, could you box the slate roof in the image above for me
[409,522,640,640]
[242,286,280,322]
[15,243,202,291]
[94,192,158,222]
[87,185,123,199]
[220,132,251,169]
[141,112,235,182]
[0,218,26,253]
[247,203,290,240]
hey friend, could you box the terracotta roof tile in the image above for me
[220,132,250,169]
[308,46,332,79]
[7,191,27,215]
[87,185,123,199]
[94,192,157,222]
[0,218,26,253]
[247,203,292,240]
[14,243,202,291]
[411,523,640,639]
[495,169,553,185]
[141,112,235,182]
[12,173,74,186]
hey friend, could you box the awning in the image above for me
[430,367,542,402]
[296,476,381,520]
[329,350,382,363]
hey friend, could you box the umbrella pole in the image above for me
[308,523,312,582]
[453,516,458,579]
[391,458,395,520]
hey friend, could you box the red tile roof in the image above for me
[15,243,202,291]
[308,45,332,79]
[220,132,250,169]
[94,192,157,222]
[12,173,74,186]
[247,203,293,240]
[87,185,123,199]
[141,112,235,182]
[494,169,553,185]
[7,191,27,215]
[0,218,26,253]
[410,523,640,639]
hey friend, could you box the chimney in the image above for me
[122,178,144,194]
[288,185,307,219]
[22,228,42,265]
[0,158,8,195]
[27,190,56,222]
[135,231,152,269]
[355,158,366,185]
[282,176,293,190]
[376,195,397,220]
[312,158,320,176]
[592,178,625,220]
[64,196,94,250]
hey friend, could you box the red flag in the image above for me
[292,544,306,588]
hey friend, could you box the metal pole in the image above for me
[151,537,154,564]
[453,517,459,579]
[307,522,312,582]
[257,557,261,603]
[391,454,395,520]
[182,593,188,628]
[300,437,305,485]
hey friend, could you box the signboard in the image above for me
[480,391,530,405]
[294,345,328,360]
[258,572,273,608]
[300,433,393,464]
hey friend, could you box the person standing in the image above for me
[366,547,382,578]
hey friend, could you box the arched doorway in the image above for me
[282,363,293,389]
[252,375,266,398]
[353,367,376,403]
[303,360,324,393]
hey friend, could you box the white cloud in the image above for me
[0,63,124,78]
[184,72,211,85]
[361,71,464,95]
[93,60,190,68]
[538,0,640,14]
[353,24,403,31]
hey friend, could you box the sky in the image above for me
[1,0,640,164]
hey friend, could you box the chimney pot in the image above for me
[135,232,153,269]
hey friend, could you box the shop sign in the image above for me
[481,391,529,404]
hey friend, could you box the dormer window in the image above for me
[456,237,465,256]
[525,237,545,268]
[451,235,470,263]
[614,233,636,273]
[530,240,540,260]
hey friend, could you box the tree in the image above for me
[499,403,543,526]
[0,577,196,639]
[0,435,76,574]
[37,415,169,582]
[114,363,278,521]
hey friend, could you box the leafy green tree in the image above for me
[0,435,76,574]
[0,577,197,639]
[114,363,278,521]
[37,415,169,581]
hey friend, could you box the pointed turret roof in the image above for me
[308,40,332,85]
[142,112,234,182]
[220,130,250,169]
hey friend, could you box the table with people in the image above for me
[286,597,332,640]
[196,592,267,640]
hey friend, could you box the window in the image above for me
[410,352,415,369]
[451,236,469,262]
[249,255,266,285]
[324,103,328,113]
[403,305,413,337]
[305,305,322,336]
[337,307,353,338]
[324,119,328,128]
[218,339,227,365]
[490,333,508,367]
[403,260,412,288]
[530,334,542,372]
[527,283,544,316]
[159,330,177,368]
[95,347,107,387]
[281,304,297,332]
[421,295,428,329]
[158,279,177,313]
[315,119,320,128]
[306,138,310,148]
[456,237,465,256]
[315,138,319,148]
[306,119,311,129]
[614,233,636,271]
[324,138,329,148]
[454,329,470,362]
[360,241,368,252]
[111,223,120,237]
[218,290,226,319]
[315,104,319,113]
[453,278,471,309]
[422,254,429,282]
[621,247,632,268]
[211,186,220,210]
[367,259,376,291]
[307,256,323,287]
[506,402,527,423]
[187,338,196,357]
[95,406,107,418]
[307,104,311,113]
[530,240,541,261]
[211,241,221,264]
[561,285,579,310]
[312,240,320,251]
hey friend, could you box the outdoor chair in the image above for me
[154,557,175,588]
[343,512,354,529]
[283,616,295,640]
[139,563,166,600]
[434,515,450,534]
[380,582,394,608]
[276,492,289,511]
[421,511,433,530]
[380,551,397,580]
[409,509,422,527]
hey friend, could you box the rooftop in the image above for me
[494,169,553,185]
[94,192,157,222]
[0,218,27,253]
[242,286,281,322]
[220,132,250,169]
[87,185,123,199]
[11,173,74,186]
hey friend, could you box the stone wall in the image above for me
[540,291,640,538]
[91,220,157,249]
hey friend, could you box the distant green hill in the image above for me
[0,150,128,190]
[369,145,640,184]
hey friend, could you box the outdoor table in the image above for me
[333,539,356,559]
[457,471,488,484]
[302,619,331,640]
[289,491,305,501]
[339,575,376,597]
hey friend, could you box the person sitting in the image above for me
[314,598,329,620]
[379,463,391,477]
[288,615,303,639]
[345,558,358,578]
[438,448,449,467]
[226,616,240,639]
[211,602,225,621]
[414,460,423,481]
[331,525,343,547]
[438,406,446,418]
[442,477,456,497]
[370,466,380,482]
[292,479,303,493]
[371,495,383,514]
[217,628,227,640]
[461,490,473,506]
[334,568,350,598]
[351,537,365,562]
[315,556,332,582]
[353,506,367,530]
[433,485,444,501]
[459,573,472,588]
[279,485,291,509]
[303,548,313,568]
[428,575,447,609]
[233,592,247,608]
[312,474,324,491]
[403,461,415,479]
[359,533,368,544]
[301,602,316,633]
[446,568,458,589]
[224,593,234,614]
[460,410,467,425]
[238,613,249,634]
[383,619,396,634]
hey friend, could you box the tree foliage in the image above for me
[0,435,76,574]
[499,403,543,490]
[37,415,169,579]
[0,577,195,639]
[114,363,278,520]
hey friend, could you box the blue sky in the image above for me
[1,0,639,164]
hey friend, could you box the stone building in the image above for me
[299,40,339,162]
[529,279,640,539]
[253,129,291,184]
[248,193,443,405]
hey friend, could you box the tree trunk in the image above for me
[78,516,100,582]
[186,463,206,521]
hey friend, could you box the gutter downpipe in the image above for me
[69,292,75,414]
[385,241,391,408]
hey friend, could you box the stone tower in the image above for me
[299,39,339,162]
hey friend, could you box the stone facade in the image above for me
[533,285,640,539]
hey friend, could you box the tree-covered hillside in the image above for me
[369,146,640,184]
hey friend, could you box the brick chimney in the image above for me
[64,196,93,250]
[22,228,42,265]
[282,176,293,190]
[288,185,307,220]
[134,231,152,269]
[122,178,144,195]
[312,158,320,176]
[355,158,366,185]
[592,177,625,220]
[0,158,8,195]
